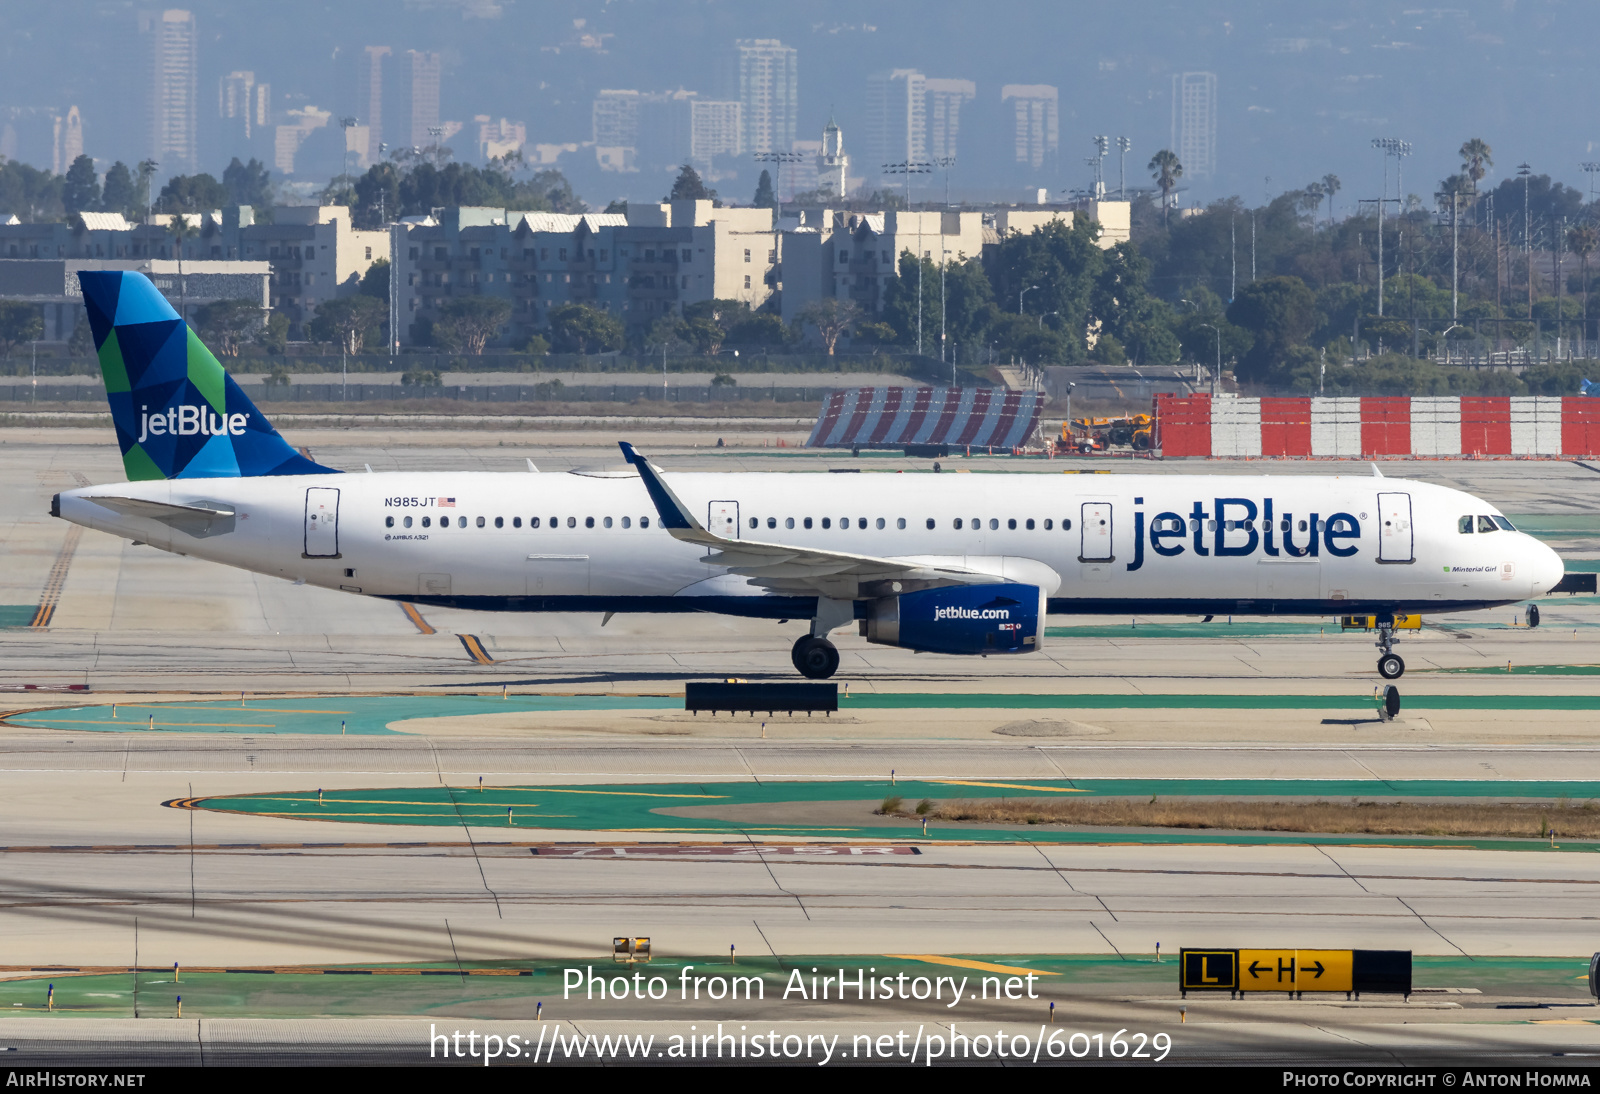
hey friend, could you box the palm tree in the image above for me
[1321,173,1341,223]
[1460,138,1493,190]
[1568,223,1598,350]
[1148,149,1183,226]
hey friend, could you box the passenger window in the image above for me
[1044,519,1053,530]
[1281,519,1290,532]
[604,516,613,528]
[585,517,595,528]
[897,518,906,529]
[1224,520,1234,531]
[530,517,540,528]
[1007,518,1017,530]
[1298,520,1308,532]
[477,516,486,528]
[422,516,431,528]
[858,518,867,529]
[971,517,980,530]
[1494,516,1516,531]
[749,517,758,529]
[803,517,813,529]
[1026,518,1035,530]
[925,518,935,529]
[1477,515,1498,533]
[404,516,413,528]
[1208,520,1218,532]
[622,516,631,529]
[1458,516,1474,534]
[495,517,503,529]
[821,517,831,529]
[513,517,522,528]
[954,518,963,529]
[566,517,576,528]
[876,518,885,529]
[455,517,464,528]
[989,519,999,530]
[786,517,795,529]
[1063,519,1073,530]
[641,516,650,528]
[385,516,394,528]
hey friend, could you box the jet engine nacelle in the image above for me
[863,583,1044,655]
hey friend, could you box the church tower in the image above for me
[816,114,851,198]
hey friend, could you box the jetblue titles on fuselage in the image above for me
[1128,496,1361,572]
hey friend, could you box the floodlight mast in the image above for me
[1371,138,1412,318]
[882,160,933,354]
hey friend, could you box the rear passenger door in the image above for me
[1079,502,1113,561]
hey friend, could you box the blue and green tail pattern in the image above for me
[78,271,337,480]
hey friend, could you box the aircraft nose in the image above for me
[1528,536,1565,594]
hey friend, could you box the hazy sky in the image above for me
[1,1,1595,209]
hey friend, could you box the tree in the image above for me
[0,302,43,358]
[1459,138,1493,191]
[155,173,227,213]
[1568,223,1598,344]
[546,302,624,354]
[135,160,158,221]
[1148,149,1183,226]
[359,258,390,302]
[101,162,136,218]
[1320,173,1341,223]
[725,311,787,345]
[434,296,513,355]
[222,157,274,208]
[62,155,99,216]
[308,295,387,354]
[796,298,860,355]
[1226,275,1317,384]
[667,164,716,202]
[193,299,263,357]
[752,169,776,208]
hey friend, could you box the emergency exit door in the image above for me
[708,500,740,539]
[1080,502,1114,561]
[304,487,341,558]
[1376,491,1413,563]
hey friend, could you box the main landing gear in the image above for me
[1374,615,1405,680]
[792,635,840,680]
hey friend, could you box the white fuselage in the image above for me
[56,469,1563,621]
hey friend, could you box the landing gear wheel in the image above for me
[1526,604,1541,628]
[1377,653,1405,680]
[791,635,840,680]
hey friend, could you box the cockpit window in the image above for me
[1477,515,1499,533]
[1493,516,1516,531]
[1458,516,1474,534]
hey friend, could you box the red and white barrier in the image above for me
[1155,394,1600,458]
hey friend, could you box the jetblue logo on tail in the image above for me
[138,405,249,442]
[77,270,336,481]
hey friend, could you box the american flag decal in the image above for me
[438,497,456,508]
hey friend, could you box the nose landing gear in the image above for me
[1374,616,1405,679]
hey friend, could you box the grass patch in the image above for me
[930,797,1600,838]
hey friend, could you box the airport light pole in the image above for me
[1116,137,1131,199]
[1372,138,1412,318]
[1199,322,1221,396]
[753,150,803,205]
[934,157,956,364]
[882,160,932,355]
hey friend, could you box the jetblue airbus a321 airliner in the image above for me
[52,271,1566,680]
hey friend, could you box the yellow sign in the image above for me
[1238,949,1353,993]
[1340,614,1421,631]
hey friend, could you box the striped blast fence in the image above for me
[807,386,1046,450]
[1153,393,1600,459]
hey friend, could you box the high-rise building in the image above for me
[924,78,975,163]
[140,9,199,174]
[57,107,83,174]
[219,70,255,145]
[360,47,390,164]
[689,100,741,163]
[735,39,797,155]
[638,90,695,173]
[477,116,525,161]
[1171,72,1217,178]
[866,70,927,175]
[816,115,850,197]
[1001,84,1058,171]
[399,50,441,149]
[592,90,640,147]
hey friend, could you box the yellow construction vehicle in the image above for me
[1059,413,1154,452]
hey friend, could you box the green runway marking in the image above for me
[183,778,1600,850]
[0,954,1588,1018]
[1427,664,1600,675]
[3,694,678,735]
[1507,515,1600,540]
[0,605,36,628]
[13,686,1600,736]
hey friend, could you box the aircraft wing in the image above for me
[618,441,999,599]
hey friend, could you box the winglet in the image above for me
[618,442,699,532]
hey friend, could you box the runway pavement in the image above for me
[6,428,1600,1065]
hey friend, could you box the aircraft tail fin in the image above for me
[77,270,337,480]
